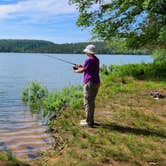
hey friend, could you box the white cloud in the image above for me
[0,0,76,20]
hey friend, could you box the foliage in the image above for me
[0,39,151,55]
[42,86,83,126]
[0,39,54,52]
[22,81,48,112]
[152,49,166,61]
[22,88,29,103]
[69,0,166,50]
[22,82,83,123]
[0,151,28,166]
[101,61,166,80]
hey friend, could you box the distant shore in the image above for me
[0,39,151,55]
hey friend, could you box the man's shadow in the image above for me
[94,122,166,139]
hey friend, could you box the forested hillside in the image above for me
[0,39,150,54]
[0,39,54,53]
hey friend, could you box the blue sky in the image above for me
[0,0,91,43]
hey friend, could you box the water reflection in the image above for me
[0,106,53,160]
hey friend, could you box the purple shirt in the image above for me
[83,56,100,84]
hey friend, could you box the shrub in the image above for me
[101,61,166,80]
[42,86,83,120]
[22,81,48,112]
[22,83,83,122]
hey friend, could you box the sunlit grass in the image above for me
[20,62,166,165]
[34,77,166,165]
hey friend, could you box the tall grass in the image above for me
[22,83,83,124]
[100,61,166,80]
[0,151,28,166]
[22,81,48,112]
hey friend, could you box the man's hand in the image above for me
[72,66,85,73]
[72,68,77,73]
[73,66,78,70]
[76,64,83,68]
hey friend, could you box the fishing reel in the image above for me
[73,66,78,70]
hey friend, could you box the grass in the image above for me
[30,73,166,166]
[0,151,29,166]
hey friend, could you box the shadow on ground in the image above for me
[94,122,166,138]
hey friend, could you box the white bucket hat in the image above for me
[83,44,96,54]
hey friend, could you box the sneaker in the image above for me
[80,119,94,127]
[80,119,88,127]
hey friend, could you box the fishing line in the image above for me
[42,54,78,70]
[43,54,76,65]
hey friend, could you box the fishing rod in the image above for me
[43,54,78,69]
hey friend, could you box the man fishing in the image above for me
[72,44,100,127]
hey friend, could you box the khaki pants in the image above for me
[83,82,100,125]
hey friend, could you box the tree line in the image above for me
[0,39,151,55]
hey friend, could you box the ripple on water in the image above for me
[0,106,54,160]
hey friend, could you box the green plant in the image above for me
[42,86,83,122]
[22,82,83,124]
[104,61,166,80]
[22,81,48,112]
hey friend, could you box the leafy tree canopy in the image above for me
[69,0,166,50]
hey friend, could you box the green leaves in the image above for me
[22,81,48,112]
[77,12,93,27]
[69,0,166,50]
[102,61,166,80]
[159,25,166,42]
[152,49,166,61]
[42,86,83,123]
[22,82,83,123]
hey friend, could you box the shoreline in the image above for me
[0,61,165,165]
[0,52,151,55]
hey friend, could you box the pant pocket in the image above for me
[83,82,90,94]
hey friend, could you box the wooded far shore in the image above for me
[0,39,151,55]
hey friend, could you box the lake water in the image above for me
[0,53,153,160]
